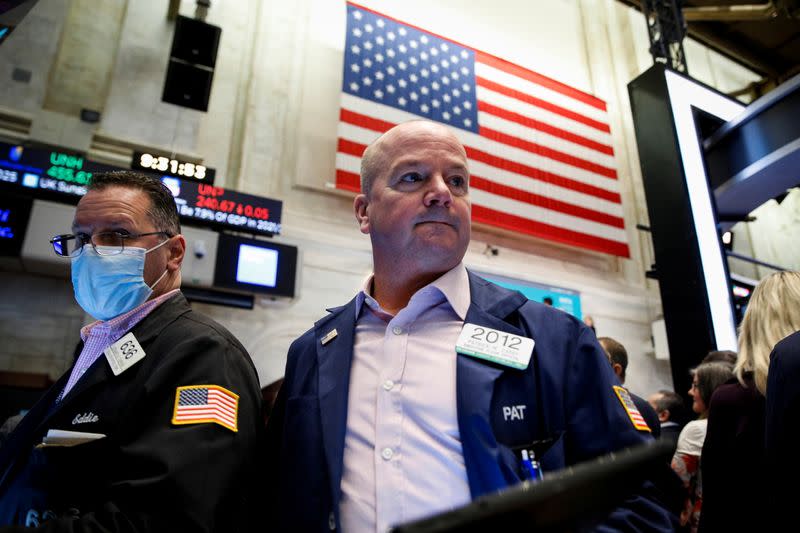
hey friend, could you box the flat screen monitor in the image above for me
[214,233,297,298]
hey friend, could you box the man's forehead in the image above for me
[73,210,137,230]
[73,188,146,229]
[387,152,469,171]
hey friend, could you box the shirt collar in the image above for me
[80,288,181,341]
[355,263,470,320]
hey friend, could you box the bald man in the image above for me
[266,121,674,532]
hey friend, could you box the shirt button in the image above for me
[381,447,394,460]
[392,326,403,335]
[382,379,394,391]
[328,511,336,530]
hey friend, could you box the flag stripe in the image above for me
[475,75,611,134]
[475,61,609,124]
[464,145,621,203]
[470,175,625,228]
[337,3,630,257]
[175,409,236,423]
[471,189,626,242]
[479,125,618,179]
[477,86,614,146]
[341,108,394,134]
[209,390,237,407]
[176,409,236,423]
[475,50,607,112]
[477,101,615,157]
[336,169,360,191]
[472,204,630,257]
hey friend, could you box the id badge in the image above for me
[104,332,146,376]
[455,323,534,370]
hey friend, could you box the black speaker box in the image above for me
[162,15,222,112]
[170,15,221,68]
[162,60,215,112]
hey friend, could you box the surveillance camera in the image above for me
[193,240,207,259]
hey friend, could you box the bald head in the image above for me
[360,120,467,198]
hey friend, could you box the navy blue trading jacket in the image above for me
[265,271,676,532]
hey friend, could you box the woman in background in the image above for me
[671,362,733,532]
[700,271,800,532]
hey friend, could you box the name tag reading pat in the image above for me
[104,332,146,376]
[456,323,534,370]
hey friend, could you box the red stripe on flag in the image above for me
[338,137,366,158]
[475,51,607,112]
[336,169,361,192]
[479,125,618,179]
[477,100,614,156]
[340,108,394,133]
[465,146,621,203]
[476,76,610,134]
[470,175,624,229]
[472,204,629,257]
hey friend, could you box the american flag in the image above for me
[613,386,650,432]
[172,385,239,432]
[335,3,629,257]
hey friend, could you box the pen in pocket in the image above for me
[520,449,543,481]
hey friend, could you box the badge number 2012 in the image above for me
[468,327,523,350]
[456,323,534,370]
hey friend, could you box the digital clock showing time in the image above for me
[133,151,216,184]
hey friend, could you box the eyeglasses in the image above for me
[50,231,172,258]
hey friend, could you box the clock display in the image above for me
[134,151,215,184]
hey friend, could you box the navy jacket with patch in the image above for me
[266,271,676,532]
[0,294,262,532]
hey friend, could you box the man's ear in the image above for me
[658,409,670,423]
[167,234,186,272]
[354,194,370,235]
[612,363,624,379]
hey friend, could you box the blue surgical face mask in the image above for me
[71,241,169,321]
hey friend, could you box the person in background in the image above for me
[0,171,262,531]
[542,296,554,306]
[598,336,660,437]
[648,390,688,454]
[671,362,733,533]
[266,120,675,532]
[701,271,800,532]
[582,314,596,335]
[700,350,737,369]
[765,328,800,530]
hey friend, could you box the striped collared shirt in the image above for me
[58,289,181,402]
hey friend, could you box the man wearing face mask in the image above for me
[0,172,262,532]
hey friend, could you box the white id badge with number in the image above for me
[104,332,146,376]
[455,323,534,370]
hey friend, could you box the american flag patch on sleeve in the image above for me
[613,385,651,432]
[172,385,239,432]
